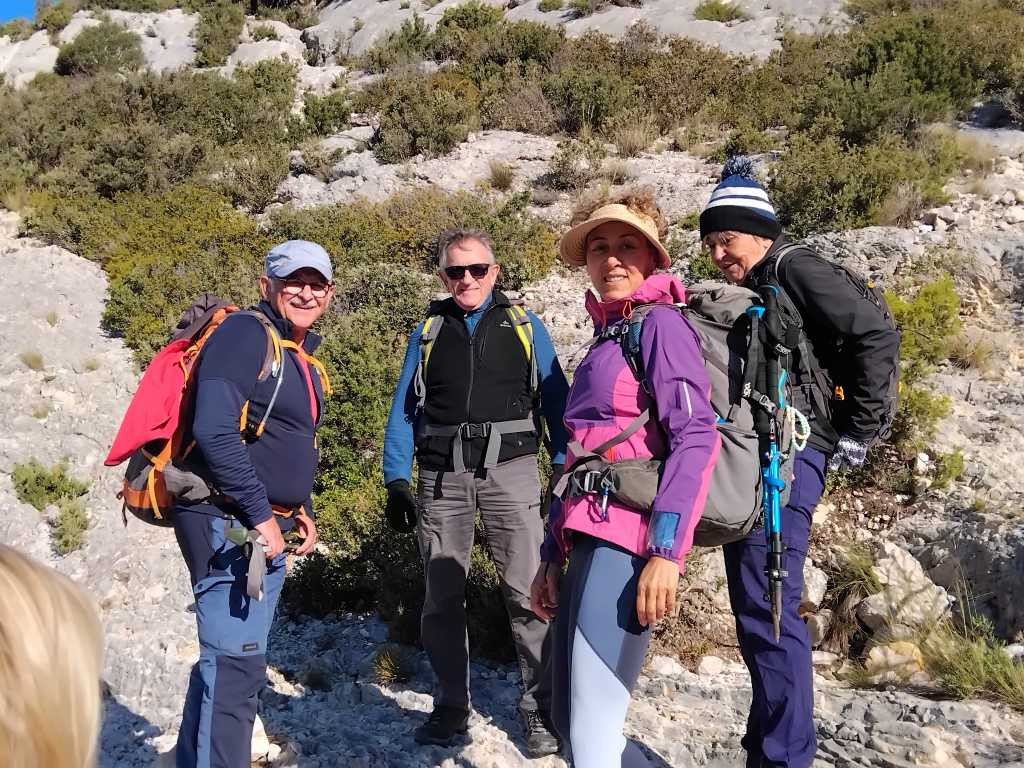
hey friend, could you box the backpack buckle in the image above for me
[567,469,603,496]
[459,422,490,440]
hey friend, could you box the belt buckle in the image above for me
[568,469,601,496]
[461,423,488,440]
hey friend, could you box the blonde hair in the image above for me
[0,546,104,768]
[570,187,669,242]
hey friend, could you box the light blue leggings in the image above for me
[550,534,656,767]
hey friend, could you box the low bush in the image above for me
[359,14,432,73]
[931,449,964,489]
[51,498,89,554]
[538,0,563,10]
[480,66,560,134]
[19,350,44,371]
[358,70,480,163]
[12,458,89,512]
[890,385,951,453]
[606,109,658,157]
[37,1,77,37]
[0,18,34,42]
[302,89,352,136]
[886,275,961,381]
[194,0,244,67]
[216,142,290,212]
[693,0,747,21]
[250,24,279,42]
[488,159,514,191]
[546,136,607,190]
[55,21,144,77]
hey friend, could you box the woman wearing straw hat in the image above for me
[529,190,720,766]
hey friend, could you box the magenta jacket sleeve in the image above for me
[639,307,721,562]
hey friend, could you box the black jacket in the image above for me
[416,291,540,471]
[745,237,901,454]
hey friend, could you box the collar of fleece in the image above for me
[585,272,687,331]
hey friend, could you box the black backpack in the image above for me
[768,243,901,444]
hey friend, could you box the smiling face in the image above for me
[584,221,657,301]
[259,266,334,334]
[439,237,499,312]
[703,231,774,284]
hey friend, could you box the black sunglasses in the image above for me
[443,263,493,280]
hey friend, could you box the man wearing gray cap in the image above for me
[172,240,334,768]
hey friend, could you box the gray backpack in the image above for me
[557,282,803,548]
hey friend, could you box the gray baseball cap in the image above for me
[265,240,333,281]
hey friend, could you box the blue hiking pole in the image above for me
[747,287,788,642]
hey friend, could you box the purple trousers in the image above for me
[723,447,827,768]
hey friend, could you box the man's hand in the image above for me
[292,512,317,556]
[636,556,679,627]
[384,479,417,533]
[529,562,560,622]
[828,436,869,472]
[254,517,286,559]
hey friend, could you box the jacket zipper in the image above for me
[464,302,498,421]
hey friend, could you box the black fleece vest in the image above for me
[416,293,538,471]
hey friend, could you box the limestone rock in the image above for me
[801,562,828,613]
[864,641,925,683]
[857,543,950,637]
[0,30,58,88]
[697,655,725,676]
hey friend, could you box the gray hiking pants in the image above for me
[416,454,552,715]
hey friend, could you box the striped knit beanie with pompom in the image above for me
[699,156,782,241]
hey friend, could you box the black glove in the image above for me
[384,479,417,533]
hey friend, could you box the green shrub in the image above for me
[216,143,289,213]
[479,65,559,134]
[0,18,34,42]
[359,71,480,163]
[932,449,964,489]
[686,251,720,281]
[372,643,418,683]
[538,0,563,10]
[302,89,351,136]
[55,21,144,77]
[360,14,432,72]
[250,23,279,42]
[606,109,657,157]
[546,136,607,190]
[543,66,635,133]
[891,385,951,453]
[51,498,88,554]
[693,0,748,22]
[769,123,945,236]
[886,276,961,381]
[37,1,77,37]
[12,458,89,512]
[194,0,244,67]
[85,0,173,9]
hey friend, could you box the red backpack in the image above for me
[105,295,284,526]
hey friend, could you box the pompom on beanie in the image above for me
[699,156,782,241]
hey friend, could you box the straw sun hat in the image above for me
[558,203,671,269]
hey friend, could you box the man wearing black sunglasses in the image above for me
[383,228,569,757]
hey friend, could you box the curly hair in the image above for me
[568,187,668,242]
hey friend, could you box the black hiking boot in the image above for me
[523,710,560,759]
[414,705,470,746]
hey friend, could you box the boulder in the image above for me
[801,562,828,613]
[0,30,58,88]
[863,641,925,683]
[856,543,950,638]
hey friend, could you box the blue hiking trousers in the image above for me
[173,506,286,768]
[723,447,828,768]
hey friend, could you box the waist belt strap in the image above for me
[554,410,651,499]
[420,418,537,473]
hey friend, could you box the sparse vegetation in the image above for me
[822,542,882,655]
[547,137,607,190]
[250,23,279,41]
[601,158,635,184]
[487,160,515,191]
[693,0,748,22]
[931,449,964,489]
[31,402,51,419]
[45,310,59,327]
[51,498,88,554]
[373,643,418,683]
[538,0,564,10]
[12,458,89,512]
[20,351,44,371]
[82,357,100,372]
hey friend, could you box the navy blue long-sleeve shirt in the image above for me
[383,294,569,484]
[184,302,326,528]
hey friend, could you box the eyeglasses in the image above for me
[443,263,493,280]
[277,278,333,298]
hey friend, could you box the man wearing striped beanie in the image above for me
[699,158,901,768]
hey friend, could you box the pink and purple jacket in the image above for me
[540,273,721,571]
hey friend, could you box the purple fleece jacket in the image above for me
[541,273,720,570]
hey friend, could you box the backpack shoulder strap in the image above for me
[616,303,686,392]
[235,310,287,440]
[414,314,445,411]
[505,305,538,395]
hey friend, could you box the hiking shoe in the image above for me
[523,710,560,759]
[414,705,470,746]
